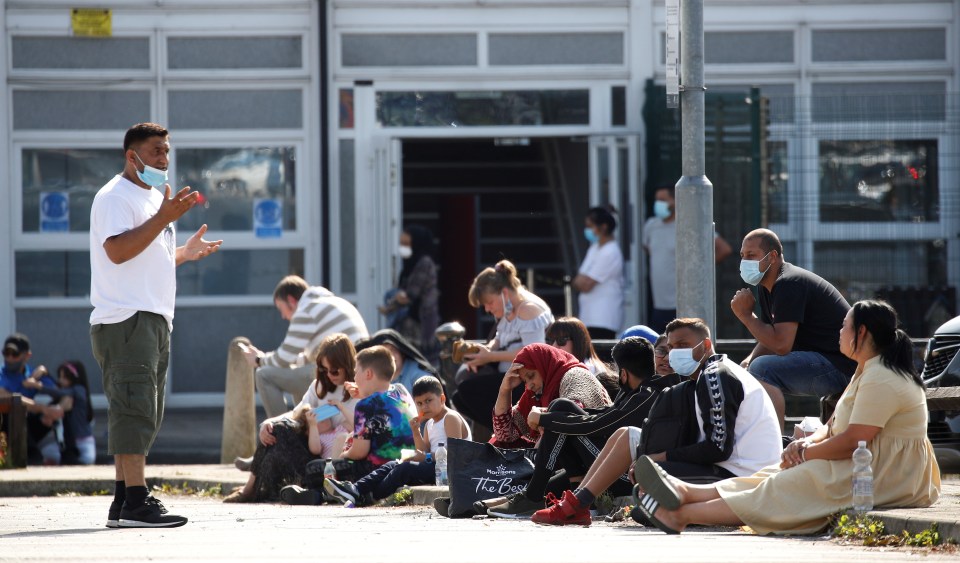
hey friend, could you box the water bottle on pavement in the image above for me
[323,459,336,481]
[434,442,448,486]
[852,441,874,512]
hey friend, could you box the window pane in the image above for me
[376,90,589,127]
[15,251,90,297]
[176,248,304,296]
[339,140,357,293]
[22,148,120,233]
[814,240,949,336]
[819,140,938,223]
[611,86,626,126]
[175,147,297,232]
[765,141,788,224]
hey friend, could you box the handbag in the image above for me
[445,438,535,518]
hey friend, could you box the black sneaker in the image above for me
[106,500,123,528]
[118,500,187,528]
[279,485,322,506]
[323,478,361,506]
[434,496,451,517]
[487,493,542,519]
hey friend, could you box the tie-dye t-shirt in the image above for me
[353,384,417,466]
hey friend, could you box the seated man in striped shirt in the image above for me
[240,275,369,418]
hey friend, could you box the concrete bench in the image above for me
[0,394,28,469]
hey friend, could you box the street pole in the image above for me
[675,0,717,336]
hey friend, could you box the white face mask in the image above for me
[739,251,772,286]
[398,245,413,259]
[668,340,705,377]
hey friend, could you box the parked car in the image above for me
[922,314,960,472]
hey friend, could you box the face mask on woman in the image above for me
[668,340,705,377]
[501,291,514,316]
[398,245,413,259]
[584,227,599,244]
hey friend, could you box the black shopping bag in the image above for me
[446,437,535,518]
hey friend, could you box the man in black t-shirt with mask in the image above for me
[730,228,856,432]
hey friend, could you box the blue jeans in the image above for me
[748,351,850,397]
[356,459,435,501]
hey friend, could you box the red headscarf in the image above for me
[512,343,587,418]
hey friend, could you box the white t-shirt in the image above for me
[577,241,624,332]
[89,175,177,330]
[642,217,677,310]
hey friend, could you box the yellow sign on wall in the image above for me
[71,8,112,37]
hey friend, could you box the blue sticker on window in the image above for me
[253,198,282,238]
[40,191,70,232]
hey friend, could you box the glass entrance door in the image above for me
[589,135,643,333]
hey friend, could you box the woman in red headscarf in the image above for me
[490,343,611,448]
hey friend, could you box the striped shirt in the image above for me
[261,286,369,368]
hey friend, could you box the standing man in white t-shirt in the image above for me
[89,122,222,528]
[572,206,624,339]
[642,186,733,333]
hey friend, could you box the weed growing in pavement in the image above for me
[383,487,413,506]
[831,513,953,549]
[152,481,224,498]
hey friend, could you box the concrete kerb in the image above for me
[2,466,958,542]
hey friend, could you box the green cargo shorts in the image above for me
[90,311,170,456]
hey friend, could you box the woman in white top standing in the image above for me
[573,206,624,340]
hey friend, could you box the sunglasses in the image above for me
[654,347,669,358]
[317,367,344,377]
[3,350,21,358]
[546,336,571,346]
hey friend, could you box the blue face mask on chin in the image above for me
[134,152,169,188]
[3,360,24,373]
[584,227,599,244]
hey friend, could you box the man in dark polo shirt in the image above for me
[730,228,856,431]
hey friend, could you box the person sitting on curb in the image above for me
[322,376,471,506]
[225,334,359,502]
[0,333,64,464]
[731,228,856,431]
[239,275,369,419]
[633,300,940,535]
[279,345,417,504]
[528,317,782,526]
[486,336,679,520]
[490,344,611,450]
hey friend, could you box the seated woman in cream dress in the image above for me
[633,299,940,535]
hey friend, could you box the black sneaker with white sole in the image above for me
[323,478,361,506]
[106,500,123,528]
[118,499,187,528]
[108,495,167,528]
[279,485,322,505]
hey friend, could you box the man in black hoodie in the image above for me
[487,336,680,519]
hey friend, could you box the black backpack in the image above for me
[637,379,699,456]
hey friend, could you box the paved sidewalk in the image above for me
[0,464,957,541]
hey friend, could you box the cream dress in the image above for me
[716,356,941,535]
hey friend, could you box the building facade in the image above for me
[2,0,957,405]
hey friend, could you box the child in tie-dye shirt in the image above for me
[340,345,416,479]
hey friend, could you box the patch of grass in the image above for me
[152,481,224,498]
[0,431,8,469]
[593,491,617,516]
[383,487,413,506]
[831,513,946,548]
[55,489,110,497]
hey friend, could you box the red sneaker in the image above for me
[531,490,591,526]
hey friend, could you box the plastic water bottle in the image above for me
[434,442,448,486]
[852,441,874,512]
[323,459,336,481]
